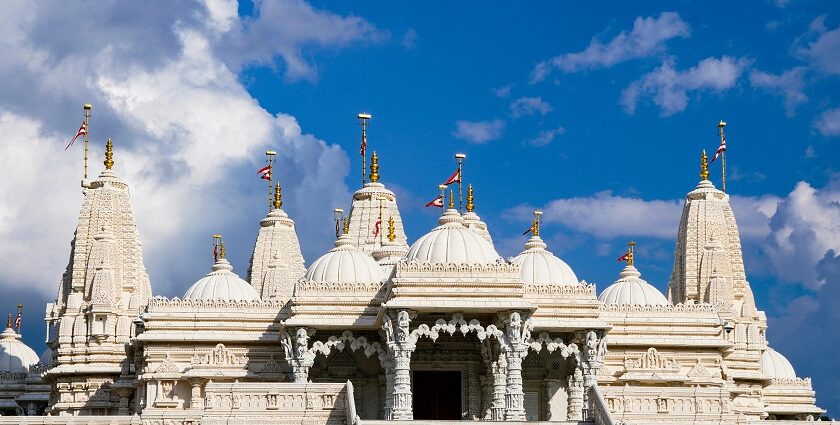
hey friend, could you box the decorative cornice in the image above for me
[147,296,286,311]
[295,280,384,294]
[396,260,520,274]
[525,283,596,296]
[600,302,719,313]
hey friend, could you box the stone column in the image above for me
[390,347,415,420]
[379,357,395,420]
[190,379,204,409]
[504,348,526,421]
[567,368,583,420]
[491,355,507,421]
[289,358,313,383]
[580,330,605,420]
[466,360,480,419]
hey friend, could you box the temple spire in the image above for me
[387,216,396,242]
[532,210,542,237]
[104,138,114,170]
[273,182,282,210]
[343,217,350,235]
[700,150,709,181]
[448,190,455,209]
[465,184,474,212]
[623,241,636,266]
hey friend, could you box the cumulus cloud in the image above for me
[798,22,840,75]
[510,96,552,118]
[526,127,566,147]
[401,28,417,50]
[621,56,749,116]
[452,119,505,144]
[492,85,512,98]
[749,67,808,116]
[814,107,840,136]
[0,1,378,297]
[530,12,689,82]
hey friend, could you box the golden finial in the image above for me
[387,216,396,242]
[700,150,709,181]
[104,138,114,170]
[369,151,380,183]
[219,241,226,259]
[533,210,542,237]
[343,217,350,235]
[465,184,475,212]
[626,241,636,266]
[448,190,455,209]
[273,182,282,209]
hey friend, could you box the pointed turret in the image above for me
[44,139,152,415]
[246,181,306,301]
[462,184,494,246]
[346,151,409,255]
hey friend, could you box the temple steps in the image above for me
[360,421,593,425]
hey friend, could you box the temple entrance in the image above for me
[412,370,462,420]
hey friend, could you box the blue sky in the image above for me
[0,0,838,417]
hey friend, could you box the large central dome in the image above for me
[405,208,501,264]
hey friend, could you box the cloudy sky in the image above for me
[1,0,839,416]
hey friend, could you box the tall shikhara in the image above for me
[44,147,152,416]
[667,154,768,420]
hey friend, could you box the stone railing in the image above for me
[396,259,520,274]
[589,385,617,425]
[525,282,597,297]
[147,296,286,311]
[600,302,718,313]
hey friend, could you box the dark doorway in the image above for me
[412,370,462,420]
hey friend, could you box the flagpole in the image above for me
[455,153,466,212]
[266,150,276,211]
[439,184,447,215]
[718,120,727,193]
[15,304,21,333]
[358,113,371,187]
[83,104,91,180]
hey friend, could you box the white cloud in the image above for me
[492,85,512,98]
[0,1,376,297]
[621,56,749,116]
[452,119,505,144]
[530,12,689,82]
[799,23,840,75]
[814,107,840,136]
[510,96,552,118]
[401,28,417,50]
[749,67,808,117]
[527,127,566,147]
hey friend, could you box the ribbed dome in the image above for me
[305,234,385,284]
[0,327,39,373]
[510,236,579,285]
[762,347,797,380]
[406,209,501,264]
[184,258,259,301]
[599,265,669,306]
[39,348,52,367]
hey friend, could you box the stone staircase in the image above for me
[360,421,594,425]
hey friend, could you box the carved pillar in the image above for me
[281,328,314,383]
[380,356,395,420]
[115,388,130,415]
[567,368,583,420]
[504,348,526,421]
[580,330,606,420]
[491,353,507,421]
[467,360,480,419]
[190,379,204,409]
[382,309,416,421]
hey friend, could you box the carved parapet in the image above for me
[618,347,687,383]
[525,282,597,297]
[396,259,521,275]
[294,280,384,294]
[600,302,719,313]
[146,297,286,311]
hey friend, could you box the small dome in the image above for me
[184,258,259,301]
[0,327,40,373]
[306,234,384,284]
[510,236,579,285]
[39,348,52,367]
[599,265,669,306]
[762,346,797,380]
[406,209,501,264]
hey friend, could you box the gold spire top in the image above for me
[369,151,380,183]
[448,190,455,209]
[104,138,114,170]
[273,182,282,209]
[387,216,396,242]
[219,241,226,259]
[343,217,350,235]
[465,184,475,212]
[625,241,636,266]
[532,210,542,237]
[700,149,709,181]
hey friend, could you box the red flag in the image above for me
[13,313,21,331]
[711,138,726,163]
[257,165,271,181]
[443,169,461,185]
[373,218,381,237]
[65,122,87,150]
[617,252,630,262]
[425,195,443,208]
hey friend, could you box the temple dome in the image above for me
[510,236,578,285]
[184,258,259,301]
[0,327,39,373]
[39,348,52,367]
[305,234,385,284]
[599,265,669,306]
[762,347,797,380]
[406,209,501,264]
